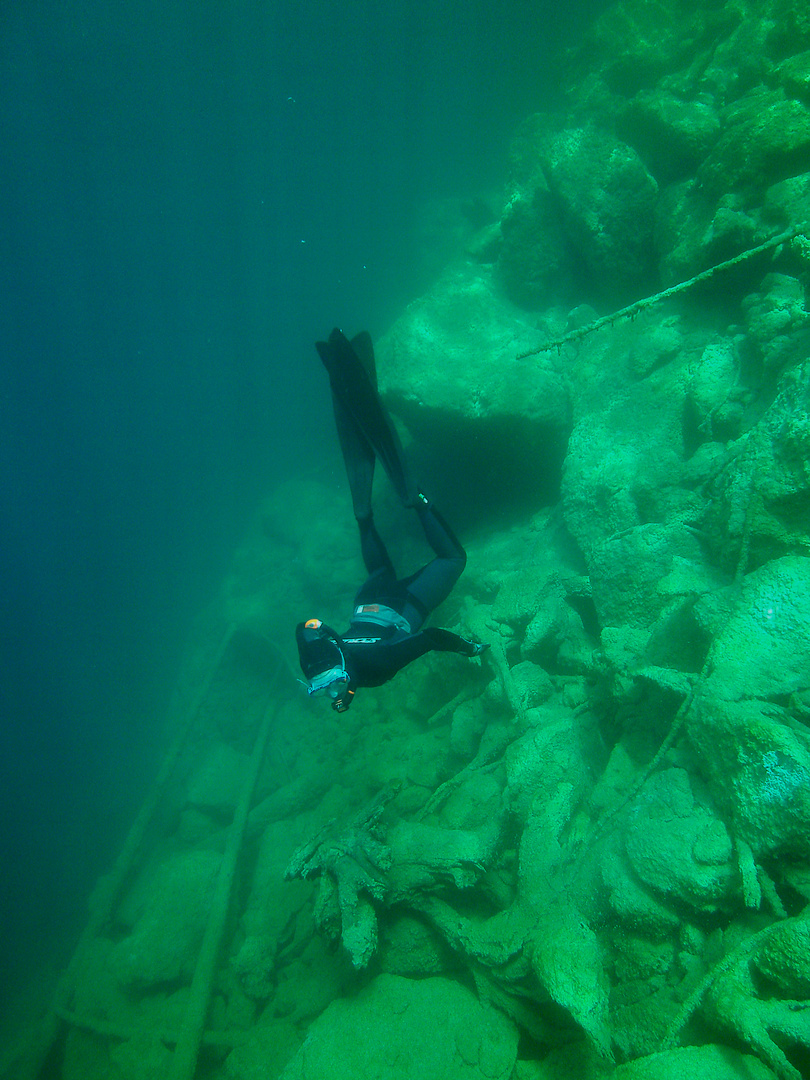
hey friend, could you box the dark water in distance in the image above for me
[0,0,608,1023]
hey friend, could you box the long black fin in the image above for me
[317,328,416,508]
[350,331,378,391]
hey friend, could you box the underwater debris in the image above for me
[664,908,810,1080]
[518,223,807,358]
[285,787,397,969]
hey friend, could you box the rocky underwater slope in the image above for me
[18,1,810,1079]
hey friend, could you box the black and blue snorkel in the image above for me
[295,619,355,711]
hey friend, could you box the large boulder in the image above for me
[497,187,574,310]
[561,362,689,562]
[623,767,738,913]
[698,556,810,702]
[700,363,810,569]
[110,850,220,989]
[278,973,519,1080]
[610,1043,776,1079]
[540,128,659,299]
[686,695,810,859]
[618,91,721,183]
[568,0,735,98]
[377,264,571,523]
[697,88,810,197]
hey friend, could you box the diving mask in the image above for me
[307,664,350,697]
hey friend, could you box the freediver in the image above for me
[295,328,489,712]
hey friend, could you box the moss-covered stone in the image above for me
[278,974,519,1080]
[618,91,720,182]
[697,88,810,197]
[569,0,735,98]
[540,128,659,300]
[623,768,738,913]
[610,1044,776,1079]
[497,188,574,310]
[110,850,221,990]
[686,695,810,858]
[776,49,810,101]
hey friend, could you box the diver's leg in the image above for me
[354,521,397,606]
[415,494,466,563]
[357,515,396,578]
[399,497,467,628]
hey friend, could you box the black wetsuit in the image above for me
[297,328,486,710]
[338,506,475,689]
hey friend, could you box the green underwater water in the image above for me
[9,0,810,1078]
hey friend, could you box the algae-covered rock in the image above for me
[234,816,313,999]
[704,917,810,1080]
[376,262,570,518]
[755,917,810,998]
[611,1043,776,1079]
[505,660,555,709]
[110,849,220,989]
[619,91,720,183]
[561,338,695,562]
[186,741,250,815]
[491,564,575,634]
[570,0,733,98]
[684,340,744,447]
[109,1035,173,1080]
[450,696,489,759]
[696,364,810,568]
[623,768,738,913]
[653,180,718,285]
[699,556,810,702]
[540,127,658,298]
[587,524,711,632]
[776,49,810,102]
[279,973,519,1080]
[377,913,454,977]
[686,695,810,859]
[697,88,810,197]
[529,909,613,1061]
[602,846,681,939]
[379,264,568,432]
[742,273,810,376]
[519,782,576,887]
[626,314,684,379]
[752,365,810,536]
[763,171,810,231]
[225,1020,302,1080]
[497,187,574,309]
[271,935,352,1026]
[767,0,810,57]
[505,710,590,823]
[697,11,773,104]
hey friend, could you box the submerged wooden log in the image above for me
[518,223,807,358]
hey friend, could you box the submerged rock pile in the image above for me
[50,1,810,1079]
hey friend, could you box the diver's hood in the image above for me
[295,620,345,681]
